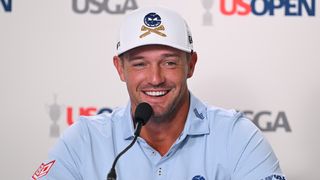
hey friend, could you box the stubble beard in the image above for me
[149,88,189,124]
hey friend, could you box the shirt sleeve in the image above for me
[34,120,86,180]
[228,114,286,180]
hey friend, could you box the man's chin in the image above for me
[149,108,174,123]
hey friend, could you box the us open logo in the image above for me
[201,0,316,25]
[219,0,316,16]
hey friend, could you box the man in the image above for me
[33,6,286,180]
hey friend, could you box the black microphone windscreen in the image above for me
[134,102,153,125]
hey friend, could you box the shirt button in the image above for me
[158,167,162,176]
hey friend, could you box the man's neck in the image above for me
[139,96,190,156]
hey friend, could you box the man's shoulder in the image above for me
[206,105,239,120]
[60,106,126,140]
[77,106,126,131]
[204,104,257,135]
[190,94,254,133]
[191,93,242,123]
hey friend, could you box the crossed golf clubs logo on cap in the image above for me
[140,12,167,38]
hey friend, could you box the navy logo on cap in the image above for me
[140,12,167,38]
[144,12,162,27]
[192,175,205,180]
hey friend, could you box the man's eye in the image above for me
[164,61,177,67]
[133,63,145,67]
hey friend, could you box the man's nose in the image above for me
[148,65,165,86]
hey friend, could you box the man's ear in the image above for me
[187,52,198,78]
[113,55,126,82]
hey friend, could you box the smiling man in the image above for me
[114,44,196,156]
[33,6,286,180]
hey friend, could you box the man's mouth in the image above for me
[143,90,169,97]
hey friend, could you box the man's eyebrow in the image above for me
[126,53,181,61]
[161,53,181,59]
[126,55,145,61]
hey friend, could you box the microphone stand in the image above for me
[106,121,143,180]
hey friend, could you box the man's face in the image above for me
[114,45,197,120]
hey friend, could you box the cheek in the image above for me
[167,68,188,82]
[165,73,188,91]
[124,70,145,87]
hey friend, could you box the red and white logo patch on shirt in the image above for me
[32,160,56,180]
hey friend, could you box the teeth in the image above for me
[145,91,167,97]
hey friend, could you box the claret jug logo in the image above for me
[46,94,63,137]
[202,0,215,25]
[1,0,11,12]
[72,0,138,14]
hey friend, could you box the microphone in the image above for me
[107,102,153,180]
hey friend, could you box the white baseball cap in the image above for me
[116,6,193,55]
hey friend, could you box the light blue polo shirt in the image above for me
[35,94,285,180]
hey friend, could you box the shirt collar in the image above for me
[121,102,135,140]
[120,92,210,140]
[182,92,210,136]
